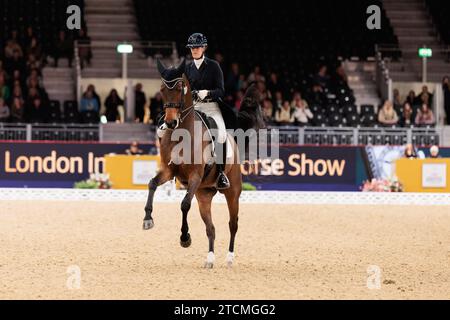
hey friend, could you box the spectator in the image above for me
[247,65,265,83]
[134,83,146,122]
[404,144,417,159]
[225,62,240,95]
[76,28,92,68]
[86,84,101,108]
[125,141,144,155]
[399,102,414,127]
[334,64,349,89]
[415,103,435,126]
[266,72,282,98]
[0,98,10,122]
[26,53,42,72]
[4,30,23,59]
[275,101,294,125]
[393,88,402,109]
[5,50,26,75]
[429,145,440,158]
[290,92,308,109]
[23,26,36,49]
[405,90,416,106]
[80,89,100,117]
[26,37,43,63]
[313,65,329,89]
[443,76,450,124]
[53,30,73,67]
[417,85,433,105]
[378,100,398,126]
[104,89,124,122]
[10,97,25,122]
[26,68,44,89]
[272,91,283,109]
[27,97,47,123]
[262,99,274,124]
[0,74,11,101]
[293,98,313,126]
[310,83,326,105]
[149,92,164,124]
[234,90,244,111]
[10,69,26,91]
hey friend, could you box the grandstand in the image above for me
[0,0,450,145]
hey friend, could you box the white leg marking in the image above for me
[204,251,215,269]
[226,251,235,267]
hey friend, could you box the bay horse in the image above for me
[143,59,263,268]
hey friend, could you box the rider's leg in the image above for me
[214,139,230,190]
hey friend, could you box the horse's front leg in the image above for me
[179,172,202,248]
[143,170,173,230]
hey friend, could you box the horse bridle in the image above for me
[161,77,195,127]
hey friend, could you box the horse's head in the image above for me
[157,59,191,129]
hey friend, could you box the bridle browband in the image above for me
[161,77,194,126]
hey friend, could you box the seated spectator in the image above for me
[26,53,42,72]
[26,37,43,63]
[267,72,282,98]
[86,84,101,107]
[415,103,435,126]
[429,145,440,158]
[234,90,244,110]
[399,102,414,127]
[26,68,44,89]
[404,144,417,159]
[275,101,294,125]
[125,141,144,155]
[378,100,398,126]
[27,97,48,123]
[5,50,26,75]
[309,83,326,105]
[80,90,100,115]
[0,98,10,122]
[293,99,313,126]
[4,30,23,59]
[290,92,308,109]
[417,85,433,106]
[247,65,265,83]
[76,28,92,68]
[0,74,10,101]
[262,99,274,124]
[10,97,25,122]
[313,65,330,90]
[134,83,146,123]
[23,26,36,49]
[405,90,416,105]
[10,69,26,91]
[334,64,349,89]
[393,88,402,109]
[53,30,73,67]
[104,89,124,122]
[149,92,164,124]
[272,91,283,109]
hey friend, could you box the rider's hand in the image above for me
[198,90,209,100]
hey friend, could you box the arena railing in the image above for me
[0,123,99,142]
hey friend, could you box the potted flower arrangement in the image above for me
[361,177,403,192]
[74,173,112,189]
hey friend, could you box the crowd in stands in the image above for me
[0,26,91,124]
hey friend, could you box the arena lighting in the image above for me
[117,43,133,54]
[418,47,432,58]
[418,47,432,82]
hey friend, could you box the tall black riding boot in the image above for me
[215,142,230,190]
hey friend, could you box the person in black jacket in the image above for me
[184,32,234,189]
[443,76,450,124]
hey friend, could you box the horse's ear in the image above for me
[156,58,166,75]
[176,58,186,74]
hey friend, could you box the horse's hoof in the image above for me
[143,219,154,230]
[180,233,191,248]
[226,252,235,268]
[204,251,215,269]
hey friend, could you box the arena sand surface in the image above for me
[0,200,449,299]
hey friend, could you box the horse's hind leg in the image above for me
[143,170,172,230]
[196,188,217,268]
[179,172,202,248]
[224,189,240,267]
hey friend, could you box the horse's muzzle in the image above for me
[165,119,178,129]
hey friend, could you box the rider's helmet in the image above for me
[186,33,208,48]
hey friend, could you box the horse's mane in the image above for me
[237,83,266,131]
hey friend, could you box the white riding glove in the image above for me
[197,90,209,100]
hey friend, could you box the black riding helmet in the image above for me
[186,33,207,48]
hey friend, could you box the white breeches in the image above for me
[194,102,227,144]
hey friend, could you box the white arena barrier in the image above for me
[0,188,449,206]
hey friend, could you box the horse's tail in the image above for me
[235,83,266,161]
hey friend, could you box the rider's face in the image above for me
[190,47,205,59]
